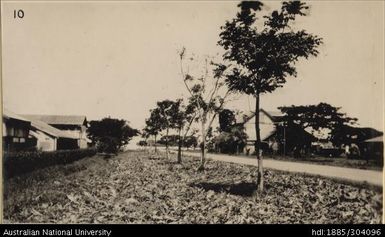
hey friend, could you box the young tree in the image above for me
[175,100,198,163]
[158,100,177,159]
[179,48,231,171]
[144,111,163,153]
[88,117,139,154]
[148,99,184,159]
[218,1,323,191]
[145,98,197,162]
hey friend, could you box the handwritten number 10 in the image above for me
[14,9,24,19]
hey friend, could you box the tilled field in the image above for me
[3,150,382,223]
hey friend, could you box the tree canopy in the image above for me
[219,109,236,133]
[278,102,358,146]
[88,118,139,153]
[278,103,357,130]
[143,110,163,139]
[218,1,323,95]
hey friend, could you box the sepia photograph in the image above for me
[1,0,384,225]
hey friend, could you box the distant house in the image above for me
[236,109,281,154]
[265,123,316,155]
[28,119,79,151]
[361,135,383,162]
[2,109,32,152]
[238,109,315,155]
[347,127,383,144]
[310,126,383,158]
[23,115,90,149]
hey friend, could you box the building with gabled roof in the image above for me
[23,115,87,126]
[2,109,32,151]
[29,119,77,139]
[238,109,315,155]
[238,109,283,142]
[23,114,89,149]
[28,119,79,151]
[235,109,283,125]
[361,135,383,162]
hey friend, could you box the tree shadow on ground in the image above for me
[148,157,163,161]
[190,182,257,197]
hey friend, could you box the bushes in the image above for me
[212,125,247,154]
[95,137,120,154]
[3,148,97,178]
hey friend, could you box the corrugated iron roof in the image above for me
[23,115,87,126]
[3,109,31,123]
[267,110,284,118]
[29,119,78,139]
[236,109,283,124]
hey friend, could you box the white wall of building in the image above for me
[60,125,88,148]
[30,130,57,151]
[244,111,276,142]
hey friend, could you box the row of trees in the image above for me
[142,99,197,163]
[144,101,363,156]
[144,1,323,192]
[85,102,372,161]
[157,135,198,149]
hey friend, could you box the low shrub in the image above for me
[3,148,97,178]
[96,137,120,154]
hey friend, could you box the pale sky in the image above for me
[1,1,384,132]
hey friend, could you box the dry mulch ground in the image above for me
[3,150,383,224]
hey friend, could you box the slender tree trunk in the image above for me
[165,128,169,159]
[177,128,182,163]
[197,119,206,171]
[179,115,195,163]
[255,94,264,192]
[143,138,148,152]
[154,135,157,153]
[198,142,205,171]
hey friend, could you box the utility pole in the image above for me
[279,121,287,156]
